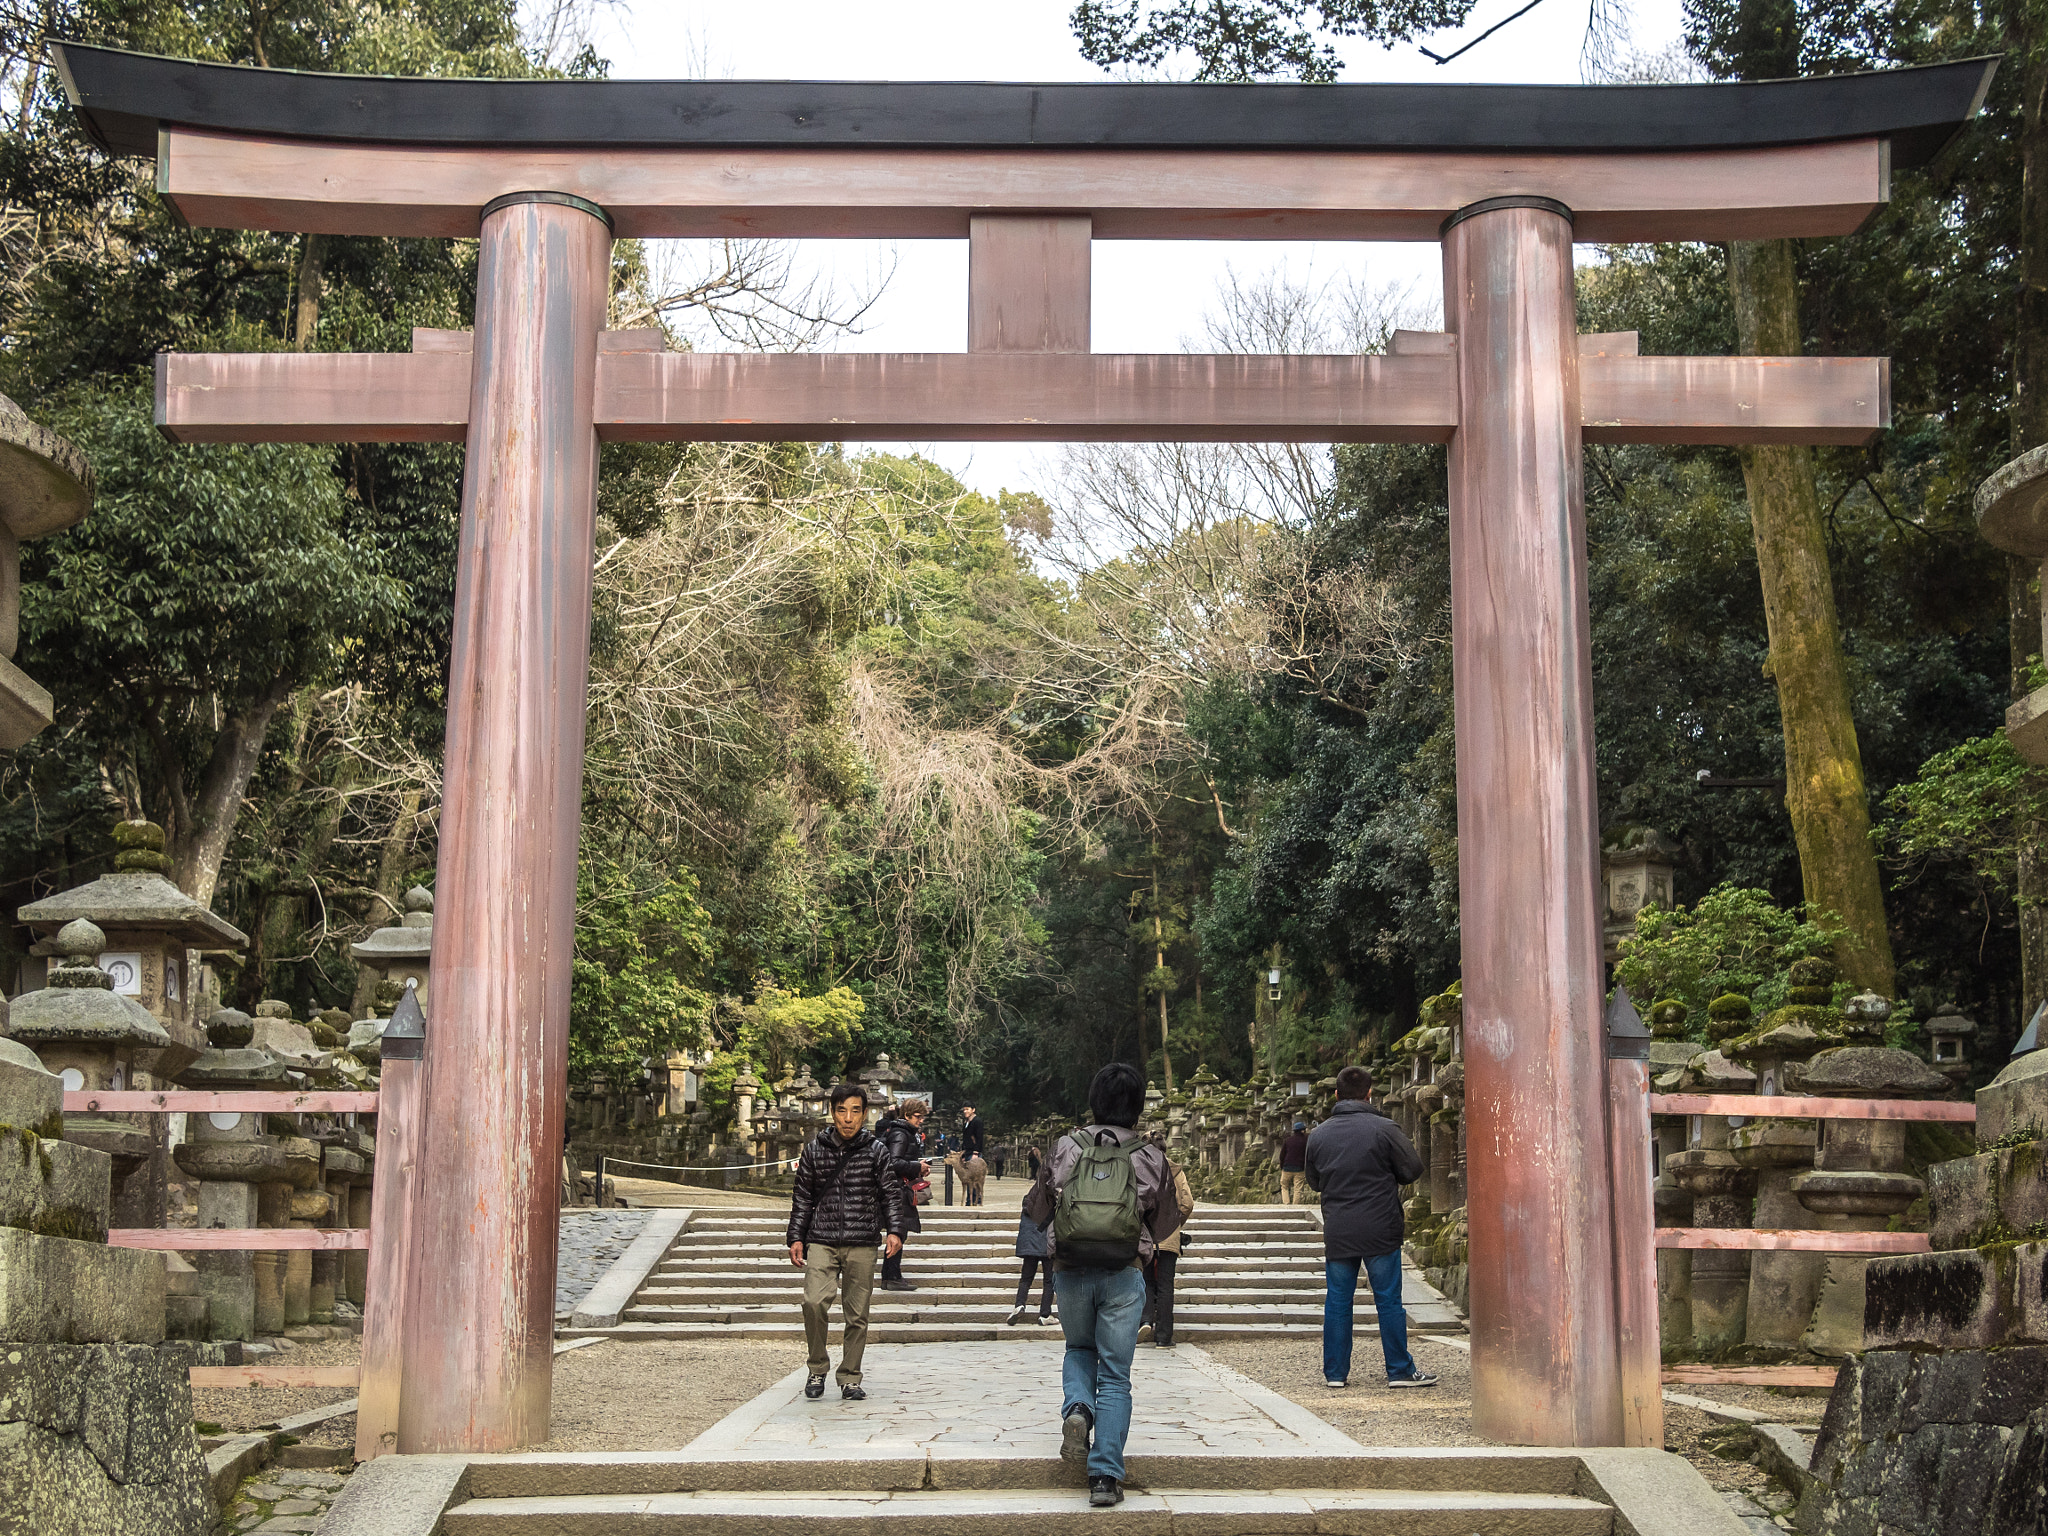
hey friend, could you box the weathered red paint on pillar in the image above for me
[1442,198,1624,1446]
[396,192,609,1452]
[1607,1055,1664,1447]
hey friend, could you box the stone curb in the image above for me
[1575,1446,1755,1536]
[205,1430,279,1510]
[568,1209,690,1329]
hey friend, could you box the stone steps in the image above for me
[564,1201,1463,1345]
[557,1320,1388,1343]
[442,1487,1614,1533]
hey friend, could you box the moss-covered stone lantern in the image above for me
[4,918,179,1227]
[18,818,247,1055]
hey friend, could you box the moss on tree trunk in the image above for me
[1729,237,1895,996]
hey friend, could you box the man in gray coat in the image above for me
[1306,1064,1435,1390]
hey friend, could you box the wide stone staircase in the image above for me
[560,1202,1466,1343]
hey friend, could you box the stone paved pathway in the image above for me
[220,1464,348,1533]
[556,1208,651,1319]
[685,1339,1358,1459]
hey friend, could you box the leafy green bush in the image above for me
[1613,884,1842,1025]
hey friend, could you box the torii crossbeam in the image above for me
[54,42,1994,1456]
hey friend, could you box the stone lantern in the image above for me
[5,919,178,1228]
[1602,826,1679,962]
[18,818,247,1054]
[172,1010,290,1339]
[859,1052,903,1127]
[0,392,91,748]
[1922,1002,1976,1087]
[1726,962,1841,1351]
[1665,1046,1758,1351]
[1791,1023,1948,1356]
[350,885,434,1015]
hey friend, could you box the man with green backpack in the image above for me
[1024,1062,1182,1509]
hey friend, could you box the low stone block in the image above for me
[175,1138,288,1184]
[0,1227,164,1343]
[0,1133,110,1241]
[1978,1049,2048,1149]
[0,1038,60,1135]
[0,1342,214,1535]
[1863,1242,2048,1350]
[1929,1144,2048,1249]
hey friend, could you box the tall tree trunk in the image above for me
[1153,866,1173,1094]
[169,680,293,909]
[1728,238,1896,995]
[294,234,326,349]
[2011,2,2048,1040]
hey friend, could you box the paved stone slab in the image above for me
[683,1342,1360,1461]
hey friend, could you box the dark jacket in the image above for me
[1278,1131,1310,1171]
[1305,1100,1423,1260]
[959,1115,987,1159]
[875,1114,926,1234]
[786,1127,911,1249]
[1015,1202,1050,1259]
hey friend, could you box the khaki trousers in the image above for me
[1280,1170,1306,1205]
[802,1243,877,1384]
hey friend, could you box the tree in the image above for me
[25,375,404,904]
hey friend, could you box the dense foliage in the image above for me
[0,0,2038,1126]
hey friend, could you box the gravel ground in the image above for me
[1203,1335,1487,1448]
[538,1340,802,1451]
[191,1338,363,1450]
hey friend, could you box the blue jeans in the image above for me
[1323,1250,1416,1383]
[1054,1265,1146,1481]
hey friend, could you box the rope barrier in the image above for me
[599,1153,801,1175]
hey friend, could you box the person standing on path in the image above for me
[1140,1142,1194,1348]
[959,1104,988,1205]
[1027,1144,1042,1180]
[1278,1121,1310,1205]
[1026,1062,1181,1509]
[875,1099,929,1291]
[1306,1065,1435,1391]
[1007,1189,1056,1326]
[786,1083,911,1401]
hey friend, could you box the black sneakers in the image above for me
[1089,1476,1123,1507]
[804,1375,825,1399]
[880,1279,917,1292]
[1387,1372,1440,1389]
[1060,1403,1094,1463]
[841,1384,866,1401]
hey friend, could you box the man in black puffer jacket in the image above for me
[787,1083,911,1400]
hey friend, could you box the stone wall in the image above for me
[1795,1047,2048,1536]
[0,1037,213,1535]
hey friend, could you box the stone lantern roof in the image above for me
[19,824,248,950]
[6,919,172,1049]
[351,884,433,964]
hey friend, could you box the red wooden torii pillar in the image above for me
[53,42,1993,1452]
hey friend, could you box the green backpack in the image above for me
[1054,1128,1142,1268]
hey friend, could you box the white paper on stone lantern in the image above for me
[100,951,143,994]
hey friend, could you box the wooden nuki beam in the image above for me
[1655,1228,1931,1254]
[157,127,1891,243]
[1662,1366,1839,1388]
[1651,1093,1973,1122]
[192,1365,361,1390]
[109,1227,370,1250]
[158,340,1890,447]
[66,1090,380,1113]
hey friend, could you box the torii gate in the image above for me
[53,42,1993,1453]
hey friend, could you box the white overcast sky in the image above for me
[583,0,1689,498]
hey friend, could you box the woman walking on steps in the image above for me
[875,1098,930,1291]
[1008,1189,1056,1326]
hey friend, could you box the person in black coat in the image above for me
[1007,1189,1055,1325]
[1306,1065,1434,1390]
[874,1098,930,1290]
[959,1103,988,1206]
[786,1083,911,1399]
